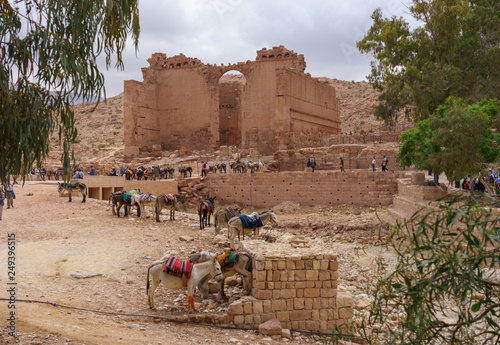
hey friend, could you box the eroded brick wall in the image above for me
[205,171,405,208]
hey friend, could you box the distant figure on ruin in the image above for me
[381,155,388,172]
[89,165,96,176]
[372,157,376,172]
[310,158,316,172]
[340,157,345,172]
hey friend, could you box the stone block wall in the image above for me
[205,171,406,208]
[398,179,448,200]
[226,242,353,332]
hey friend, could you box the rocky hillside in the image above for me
[47,79,411,166]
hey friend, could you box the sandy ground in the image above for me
[0,182,394,345]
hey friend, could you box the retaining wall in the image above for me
[205,171,406,208]
[79,176,178,201]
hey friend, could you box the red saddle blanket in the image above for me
[162,257,193,280]
[160,193,176,202]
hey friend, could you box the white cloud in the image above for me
[101,0,414,97]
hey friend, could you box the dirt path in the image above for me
[0,183,393,344]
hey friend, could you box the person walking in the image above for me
[201,161,206,177]
[310,159,316,172]
[0,189,5,220]
[381,155,389,172]
[5,181,16,209]
[371,157,376,172]
[340,157,345,172]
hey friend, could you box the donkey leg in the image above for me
[68,191,72,202]
[147,273,160,309]
[156,204,162,222]
[220,277,227,300]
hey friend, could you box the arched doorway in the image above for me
[218,71,246,147]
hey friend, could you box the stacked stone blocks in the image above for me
[227,252,353,332]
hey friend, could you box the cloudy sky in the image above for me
[101,0,414,97]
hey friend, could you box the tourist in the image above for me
[340,157,345,172]
[0,189,4,220]
[381,155,388,172]
[463,178,470,190]
[205,162,210,176]
[5,181,16,209]
[310,158,316,172]
[89,165,96,176]
[201,161,206,178]
[74,169,84,179]
[40,167,47,181]
[371,157,376,172]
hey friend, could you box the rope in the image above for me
[0,298,360,338]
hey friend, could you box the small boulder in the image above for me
[69,271,103,279]
[259,318,282,336]
[225,276,239,286]
[179,235,194,242]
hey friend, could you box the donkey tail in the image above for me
[146,265,151,294]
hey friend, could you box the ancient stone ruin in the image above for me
[123,46,340,160]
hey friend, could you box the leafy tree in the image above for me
[397,98,500,182]
[357,1,500,125]
[0,0,140,186]
[358,196,500,344]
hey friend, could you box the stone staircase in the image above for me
[387,174,448,223]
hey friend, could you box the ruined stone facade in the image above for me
[124,46,340,159]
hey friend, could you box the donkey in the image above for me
[155,193,177,221]
[131,193,156,218]
[198,197,216,229]
[227,210,278,248]
[58,182,87,202]
[191,250,252,300]
[217,163,226,174]
[109,190,141,217]
[214,207,243,235]
[146,257,224,310]
[178,166,192,178]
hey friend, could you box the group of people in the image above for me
[201,161,210,177]
[371,156,389,172]
[0,181,17,221]
[307,156,389,173]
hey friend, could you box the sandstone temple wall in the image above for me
[123,46,340,160]
[205,171,405,208]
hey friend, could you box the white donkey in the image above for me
[146,257,224,310]
[131,193,156,218]
[227,210,278,248]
